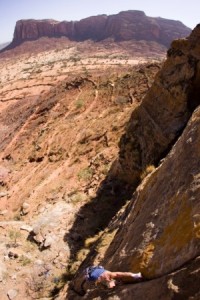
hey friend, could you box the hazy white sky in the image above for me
[0,0,199,43]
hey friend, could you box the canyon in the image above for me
[0,11,199,300]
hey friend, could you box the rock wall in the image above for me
[69,25,200,300]
[5,10,191,51]
[114,24,200,185]
[106,106,200,276]
[69,108,200,300]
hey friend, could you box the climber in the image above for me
[85,265,143,288]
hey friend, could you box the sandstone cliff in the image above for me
[0,13,199,300]
[114,23,200,185]
[68,25,200,300]
[3,10,191,52]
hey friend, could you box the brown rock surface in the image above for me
[71,105,200,300]
[2,10,191,52]
[68,25,200,300]
[0,18,199,300]
[115,24,200,185]
[105,106,200,276]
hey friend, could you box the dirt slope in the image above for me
[0,39,161,299]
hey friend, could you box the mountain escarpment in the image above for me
[3,10,191,52]
[68,25,200,300]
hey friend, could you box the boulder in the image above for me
[7,289,18,300]
[21,202,30,215]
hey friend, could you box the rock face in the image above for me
[89,104,200,300]
[5,10,191,51]
[114,23,200,186]
[106,106,200,275]
[69,25,200,300]
[0,14,199,300]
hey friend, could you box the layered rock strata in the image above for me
[3,10,191,52]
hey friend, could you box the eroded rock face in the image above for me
[105,106,200,277]
[68,109,200,300]
[68,26,200,300]
[115,25,200,185]
[4,10,191,51]
[0,18,199,300]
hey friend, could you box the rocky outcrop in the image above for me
[105,106,200,275]
[0,15,199,300]
[114,24,200,185]
[3,10,191,51]
[69,25,200,300]
[77,101,200,300]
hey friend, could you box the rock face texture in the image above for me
[106,106,200,276]
[114,23,200,186]
[0,12,199,300]
[69,25,200,300]
[4,10,191,51]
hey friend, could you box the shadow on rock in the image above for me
[64,174,135,262]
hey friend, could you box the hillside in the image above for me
[0,14,199,300]
[0,30,163,298]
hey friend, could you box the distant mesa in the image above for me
[1,10,191,52]
[0,42,10,51]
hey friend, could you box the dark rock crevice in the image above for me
[115,27,200,185]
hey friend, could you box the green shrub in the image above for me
[19,255,31,266]
[75,99,84,109]
[70,193,84,204]
[77,167,93,181]
[9,230,21,246]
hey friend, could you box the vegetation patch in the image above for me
[8,230,21,247]
[140,165,156,180]
[19,255,32,266]
[77,167,93,181]
[70,192,87,205]
[95,229,118,255]
[75,98,85,109]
